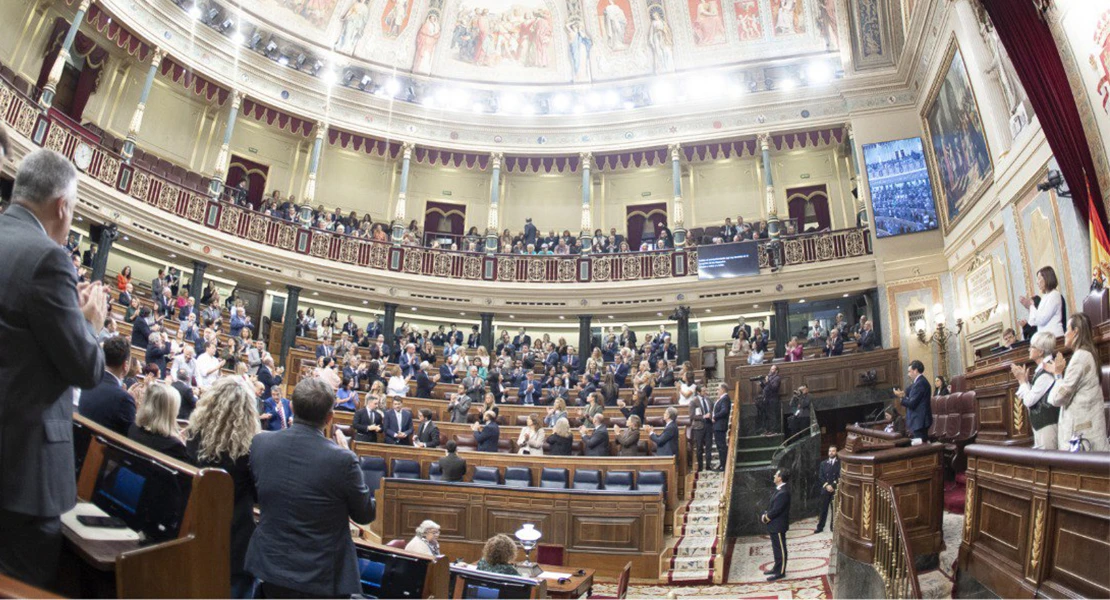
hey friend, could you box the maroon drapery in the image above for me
[625,202,668,249]
[786,184,831,232]
[980,0,1110,255]
[423,201,466,245]
[226,155,269,209]
[35,18,107,121]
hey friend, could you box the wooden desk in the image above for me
[62,529,141,572]
[728,348,901,404]
[538,564,594,599]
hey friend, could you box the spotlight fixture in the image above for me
[188,4,203,19]
[1036,169,1071,197]
[218,18,234,32]
[294,53,308,69]
[359,75,372,90]
[383,78,401,97]
[321,70,337,85]
[552,93,570,112]
[230,30,245,45]
[342,70,357,86]
[277,55,289,66]
[203,8,220,24]
[311,59,324,75]
[248,32,263,49]
[263,39,278,55]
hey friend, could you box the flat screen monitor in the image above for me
[355,544,429,599]
[73,419,92,480]
[453,570,537,600]
[91,439,193,544]
[862,137,939,238]
[696,240,760,280]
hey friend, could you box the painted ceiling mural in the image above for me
[242,0,840,84]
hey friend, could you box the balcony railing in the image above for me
[0,77,873,284]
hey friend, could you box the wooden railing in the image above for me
[0,76,873,286]
[873,482,923,599]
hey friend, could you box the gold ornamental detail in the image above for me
[862,486,872,536]
[1030,502,1045,571]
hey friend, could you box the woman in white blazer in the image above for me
[1021,266,1065,338]
[517,414,546,456]
[1048,314,1108,451]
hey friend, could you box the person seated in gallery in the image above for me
[785,337,804,362]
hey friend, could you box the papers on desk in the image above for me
[61,502,141,541]
[537,571,573,581]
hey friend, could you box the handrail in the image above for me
[711,382,743,582]
[873,481,922,599]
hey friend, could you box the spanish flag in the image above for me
[1088,179,1110,279]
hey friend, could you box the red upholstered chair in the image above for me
[387,539,407,549]
[536,543,565,567]
[589,561,631,599]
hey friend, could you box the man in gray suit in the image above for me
[447,384,472,423]
[245,378,373,598]
[0,148,107,587]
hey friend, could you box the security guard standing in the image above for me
[761,468,792,581]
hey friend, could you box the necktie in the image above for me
[701,397,709,416]
[276,400,287,429]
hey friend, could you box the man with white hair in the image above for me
[170,345,198,384]
[0,148,107,586]
[415,361,440,398]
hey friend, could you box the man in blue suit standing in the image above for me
[647,407,679,456]
[895,359,933,442]
[610,354,630,387]
[471,411,501,452]
[761,468,792,581]
[383,397,414,445]
[710,383,732,471]
[365,316,382,340]
[523,218,538,249]
[519,372,542,405]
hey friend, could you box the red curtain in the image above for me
[980,0,1110,256]
[226,155,269,209]
[423,201,467,245]
[35,18,106,121]
[625,202,668,250]
[786,184,831,233]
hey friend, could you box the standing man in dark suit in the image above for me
[245,379,373,598]
[647,407,679,456]
[383,397,414,445]
[78,336,136,436]
[172,369,196,420]
[689,391,711,471]
[656,361,675,387]
[0,148,107,587]
[413,409,441,448]
[415,362,439,398]
[857,321,878,351]
[365,316,383,340]
[610,354,630,387]
[437,441,467,482]
[758,365,781,435]
[315,340,335,361]
[894,360,933,442]
[523,218,538,249]
[814,445,840,533]
[762,468,792,581]
[711,383,732,472]
[512,328,531,352]
[352,395,384,443]
[471,411,501,452]
[731,317,752,341]
[256,356,283,401]
[581,413,610,456]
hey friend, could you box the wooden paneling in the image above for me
[372,480,665,580]
[726,348,901,404]
[960,445,1110,599]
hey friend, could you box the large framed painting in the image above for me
[921,37,993,234]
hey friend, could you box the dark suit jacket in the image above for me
[650,421,679,456]
[731,324,752,340]
[437,452,467,482]
[712,394,732,432]
[352,408,383,443]
[762,373,781,404]
[384,409,414,444]
[523,223,538,247]
[902,375,933,434]
[824,337,844,357]
[765,484,791,533]
[858,329,878,351]
[0,206,105,517]
[547,433,573,456]
[657,369,675,387]
[173,380,196,420]
[513,334,532,350]
[145,341,172,377]
[818,459,840,491]
[474,421,500,452]
[315,345,335,360]
[616,427,640,456]
[257,366,282,400]
[131,316,153,349]
[78,371,136,436]
[415,420,440,448]
[415,371,436,398]
[612,363,629,387]
[584,425,610,456]
[244,424,372,597]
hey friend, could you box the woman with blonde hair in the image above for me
[476,346,491,368]
[129,382,187,461]
[185,377,260,598]
[587,347,604,372]
[517,413,546,455]
[547,417,573,455]
[1047,314,1108,451]
[545,398,568,427]
[386,364,409,397]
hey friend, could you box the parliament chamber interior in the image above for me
[0,0,1107,597]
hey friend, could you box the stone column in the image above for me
[846,125,868,228]
[190,260,207,306]
[40,0,91,110]
[121,47,165,162]
[485,152,503,254]
[579,152,593,253]
[303,121,327,203]
[577,314,592,375]
[89,224,116,285]
[669,143,687,246]
[382,302,398,348]
[208,90,243,197]
[480,313,495,354]
[759,133,781,239]
[772,300,790,359]
[865,288,883,347]
[392,142,414,243]
[279,285,301,368]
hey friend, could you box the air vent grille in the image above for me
[316,277,375,293]
[698,289,763,299]
[503,300,568,307]
[222,254,282,274]
[600,298,663,306]
[410,293,468,304]
[129,222,191,249]
[798,276,860,289]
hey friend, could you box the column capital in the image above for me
[668,143,682,161]
[844,124,854,141]
[77,0,93,12]
[758,132,772,150]
[401,141,416,157]
[150,47,166,68]
[579,152,592,169]
[490,152,504,169]
[314,121,327,140]
[285,284,302,294]
[230,90,244,110]
[192,259,208,269]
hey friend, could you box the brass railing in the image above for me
[873,482,922,599]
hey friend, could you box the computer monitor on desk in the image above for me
[448,565,546,599]
[354,542,437,599]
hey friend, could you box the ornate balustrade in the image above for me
[0,77,873,285]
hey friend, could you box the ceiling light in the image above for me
[188,5,203,19]
[622,101,635,110]
[460,312,466,315]
[559,315,565,319]
[362,300,368,304]
[843,293,850,297]
[248,32,262,48]
[572,103,585,114]
[322,70,337,86]
[264,40,278,55]
[753,304,759,308]
[277,55,289,66]
[587,92,603,109]
[312,291,318,295]
[411,306,418,311]
[729,83,744,98]
[552,93,570,112]
[294,53,307,69]
[604,90,620,108]
[500,93,521,113]
[471,101,485,114]
[780,78,798,91]
[651,82,674,104]
[421,96,436,108]
[706,309,712,312]
[122,235,130,241]
[359,75,372,89]
[384,78,401,97]
[230,30,245,45]
[807,62,832,84]
[656,312,663,316]
[509,315,515,319]
[607,315,614,319]
[264,280,271,285]
[798,298,807,303]
[519,103,535,116]
[203,8,220,23]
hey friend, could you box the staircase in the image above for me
[735,433,783,468]
[665,465,724,583]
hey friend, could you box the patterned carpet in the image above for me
[591,513,966,599]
